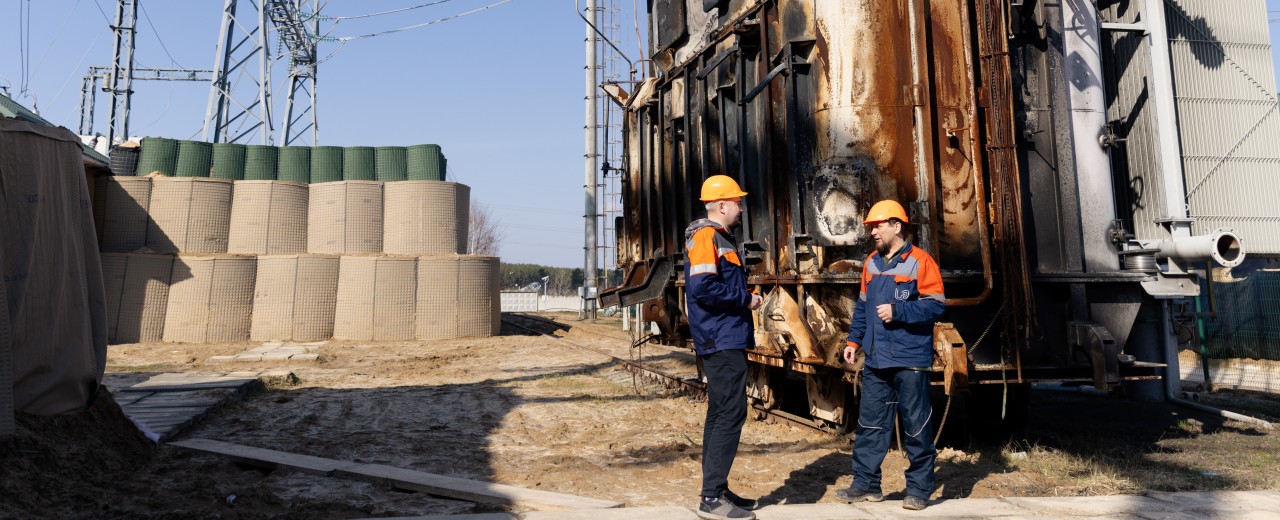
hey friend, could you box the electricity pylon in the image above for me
[203,0,321,145]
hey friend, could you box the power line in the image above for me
[138,2,183,68]
[320,0,516,42]
[323,0,461,21]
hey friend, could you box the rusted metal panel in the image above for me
[805,1,920,246]
[929,0,984,271]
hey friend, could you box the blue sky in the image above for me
[0,0,621,267]
[2,1,1280,268]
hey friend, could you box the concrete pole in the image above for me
[583,0,599,319]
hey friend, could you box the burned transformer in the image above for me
[600,0,1274,430]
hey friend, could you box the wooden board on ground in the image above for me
[169,438,354,476]
[171,438,624,510]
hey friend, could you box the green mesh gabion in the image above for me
[376,146,408,182]
[135,137,179,176]
[244,145,279,181]
[343,146,376,181]
[211,143,247,180]
[278,146,312,184]
[175,140,213,177]
[310,146,343,183]
[407,144,444,181]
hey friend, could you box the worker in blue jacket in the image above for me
[685,175,763,520]
[835,199,946,511]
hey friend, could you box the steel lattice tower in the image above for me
[104,0,138,146]
[203,0,321,145]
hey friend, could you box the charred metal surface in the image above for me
[603,0,1173,396]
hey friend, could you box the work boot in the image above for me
[696,495,756,520]
[902,495,929,510]
[834,486,884,503]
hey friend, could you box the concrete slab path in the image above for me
[366,490,1280,520]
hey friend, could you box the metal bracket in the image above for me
[1068,322,1121,390]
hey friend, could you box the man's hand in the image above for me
[749,292,763,310]
[843,344,864,370]
[875,303,893,322]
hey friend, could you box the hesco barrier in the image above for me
[311,146,343,183]
[101,253,173,344]
[307,181,383,253]
[375,146,408,182]
[135,137,178,176]
[211,143,247,180]
[333,255,417,341]
[94,176,152,253]
[416,255,500,340]
[383,181,470,254]
[244,144,279,181]
[227,180,309,254]
[343,146,376,181]
[146,176,233,253]
[251,255,340,341]
[175,140,213,177]
[278,146,311,184]
[163,255,257,343]
[109,145,140,176]
[406,144,444,181]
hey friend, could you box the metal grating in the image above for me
[163,255,257,343]
[250,255,339,341]
[95,176,152,253]
[333,255,417,341]
[147,177,233,253]
[307,181,384,253]
[383,181,470,255]
[416,255,499,339]
[1166,0,1280,254]
[101,253,173,343]
[228,180,309,254]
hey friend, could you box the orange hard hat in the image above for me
[700,175,748,202]
[863,199,909,224]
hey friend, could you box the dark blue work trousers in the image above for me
[700,348,748,498]
[852,366,936,499]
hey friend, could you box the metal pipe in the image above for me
[575,0,634,74]
[1161,301,1271,429]
[1151,228,1245,268]
[945,0,993,307]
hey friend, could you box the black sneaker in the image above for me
[696,496,756,520]
[834,486,884,503]
[902,495,929,510]
[723,490,760,511]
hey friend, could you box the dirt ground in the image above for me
[3,312,1279,519]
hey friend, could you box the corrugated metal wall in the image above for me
[1166,0,1280,254]
[1106,0,1280,254]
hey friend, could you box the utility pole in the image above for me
[105,0,139,145]
[582,0,599,320]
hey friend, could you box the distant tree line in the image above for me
[502,263,583,296]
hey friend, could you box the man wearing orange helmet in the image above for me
[685,174,764,520]
[835,199,945,511]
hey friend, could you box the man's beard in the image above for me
[877,242,891,257]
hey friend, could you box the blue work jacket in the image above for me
[683,219,754,356]
[846,242,946,369]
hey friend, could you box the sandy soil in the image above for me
[3,313,1278,519]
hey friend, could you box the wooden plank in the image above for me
[170,438,624,510]
[169,438,355,476]
[337,464,624,511]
